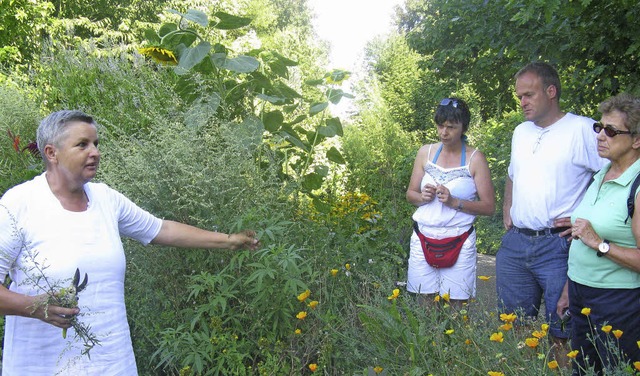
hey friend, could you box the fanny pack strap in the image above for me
[412,221,474,239]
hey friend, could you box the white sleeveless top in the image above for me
[412,143,478,230]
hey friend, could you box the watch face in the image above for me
[598,242,610,253]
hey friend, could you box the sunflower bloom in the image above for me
[138,47,178,65]
[296,311,307,320]
[548,360,559,369]
[308,363,318,372]
[613,329,623,339]
[373,366,383,374]
[567,350,579,359]
[388,288,400,300]
[490,332,504,343]
[525,337,539,348]
[297,289,311,302]
[581,307,591,316]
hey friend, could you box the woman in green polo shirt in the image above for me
[561,93,640,375]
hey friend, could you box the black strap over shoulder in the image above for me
[625,172,640,224]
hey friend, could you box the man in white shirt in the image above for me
[496,62,605,360]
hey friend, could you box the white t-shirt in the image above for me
[508,113,606,229]
[0,173,162,375]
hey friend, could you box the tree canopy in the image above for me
[396,0,640,119]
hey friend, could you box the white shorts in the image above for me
[407,225,477,300]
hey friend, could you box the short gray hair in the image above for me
[598,93,640,134]
[36,110,97,157]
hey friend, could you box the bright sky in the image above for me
[307,0,403,71]
[307,0,403,116]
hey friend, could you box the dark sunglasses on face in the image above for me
[593,122,634,137]
[440,98,458,108]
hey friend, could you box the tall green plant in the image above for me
[138,8,351,212]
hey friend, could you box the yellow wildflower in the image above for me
[309,363,318,372]
[541,323,549,331]
[308,300,319,309]
[634,361,640,371]
[434,295,441,302]
[138,47,178,65]
[442,292,450,302]
[548,360,559,369]
[445,329,454,335]
[525,337,539,348]
[465,339,472,345]
[532,330,547,339]
[601,325,612,334]
[478,275,491,281]
[296,311,307,320]
[613,329,623,339]
[490,332,504,343]
[297,289,310,302]
[567,350,579,359]
[345,263,351,270]
[330,269,338,277]
[581,307,591,316]
[488,372,505,376]
[499,313,517,323]
[373,366,383,374]
[295,329,301,335]
[388,288,400,300]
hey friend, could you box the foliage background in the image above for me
[1,0,639,375]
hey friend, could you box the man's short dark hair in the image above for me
[515,62,562,101]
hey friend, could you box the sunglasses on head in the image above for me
[440,98,459,108]
[593,122,634,137]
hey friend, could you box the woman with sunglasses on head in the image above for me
[406,98,495,307]
[558,93,640,374]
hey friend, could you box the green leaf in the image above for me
[309,102,328,115]
[257,93,287,105]
[222,55,260,73]
[213,11,252,30]
[314,165,329,177]
[325,117,343,136]
[142,28,160,44]
[284,115,307,126]
[184,93,221,129]
[184,9,208,27]
[304,78,324,86]
[158,23,177,37]
[162,31,197,49]
[263,111,284,133]
[302,173,323,191]
[312,197,331,213]
[326,147,345,164]
[272,52,298,67]
[177,41,211,71]
[279,126,310,151]
[274,83,302,99]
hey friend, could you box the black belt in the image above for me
[513,226,569,237]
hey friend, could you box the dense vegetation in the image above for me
[1,0,639,374]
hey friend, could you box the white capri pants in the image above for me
[407,225,477,300]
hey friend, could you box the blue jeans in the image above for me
[568,279,640,375]
[496,227,570,338]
